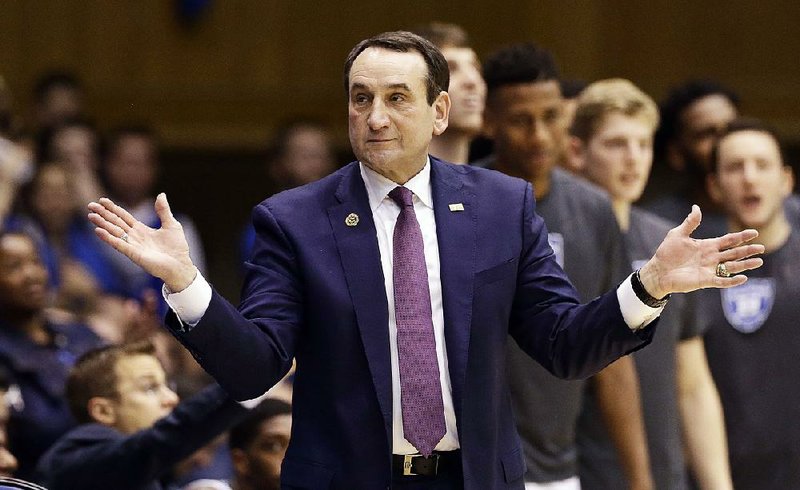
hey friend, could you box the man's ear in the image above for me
[781,165,795,199]
[565,136,587,173]
[432,91,451,136]
[87,397,116,426]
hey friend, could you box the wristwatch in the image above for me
[631,269,670,308]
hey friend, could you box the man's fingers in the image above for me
[719,257,764,276]
[715,228,759,251]
[88,212,127,239]
[88,201,133,233]
[718,243,766,263]
[96,197,138,229]
[94,226,138,259]
[710,274,749,289]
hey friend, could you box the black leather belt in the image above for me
[392,450,461,477]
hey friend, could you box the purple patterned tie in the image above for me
[389,186,446,457]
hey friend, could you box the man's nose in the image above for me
[162,386,180,408]
[367,100,390,130]
[462,66,483,89]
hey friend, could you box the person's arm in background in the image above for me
[594,355,654,490]
[0,137,33,226]
[677,337,733,490]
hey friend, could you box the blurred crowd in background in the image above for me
[0,19,798,490]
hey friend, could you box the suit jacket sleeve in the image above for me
[165,202,300,400]
[508,183,654,379]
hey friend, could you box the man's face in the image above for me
[348,47,449,182]
[235,414,292,490]
[0,234,48,313]
[52,126,98,170]
[38,86,82,127]
[710,130,792,230]
[107,354,178,434]
[31,165,76,234]
[675,94,737,172]
[440,47,485,134]
[580,112,655,205]
[484,80,566,182]
[106,135,157,204]
[278,126,335,186]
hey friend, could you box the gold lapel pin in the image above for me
[448,203,465,212]
[345,213,359,227]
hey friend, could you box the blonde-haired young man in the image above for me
[569,78,733,490]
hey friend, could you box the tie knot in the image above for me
[389,186,414,208]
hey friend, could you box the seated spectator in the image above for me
[240,119,337,262]
[101,125,207,304]
[36,341,255,490]
[0,77,34,230]
[43,118,106,205]
[0,231,103,479]
[32,71,85,133]
[228,398,292,490]
[7,162,125,318]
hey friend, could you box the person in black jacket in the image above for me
[36,340,255,490]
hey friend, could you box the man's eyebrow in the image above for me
[350,82,412,92]
[386,83,412,91]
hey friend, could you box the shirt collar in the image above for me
[359,157,433,212]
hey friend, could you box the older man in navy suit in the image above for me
[88,32,763,489]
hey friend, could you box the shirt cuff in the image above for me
[162,268,212,328]
[237,390,271,409]
[617,272,664,330]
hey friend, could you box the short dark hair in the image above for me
[66,341,156,424]
[33,70,82,104]
[654,79,740,159]
[411,22,470,50]
[343,31,449,105]
[229,398,292,450]
[560,79,588,99]
[38,116,101,163]
[710,117,785,173]
[483,42,560,96]
[106,124,158,157]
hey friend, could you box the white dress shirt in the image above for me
[165,158,663,455]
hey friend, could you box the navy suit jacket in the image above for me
[168,157,654,489]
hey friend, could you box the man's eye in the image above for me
[544,109,561,123]
[390,93,406,102]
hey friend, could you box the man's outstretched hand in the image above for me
[638,205,764,300]
[88,193,197,292]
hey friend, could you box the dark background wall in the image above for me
[3,1,799,299]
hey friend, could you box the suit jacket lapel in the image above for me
[327,164,393,440]
[430,158,475,423]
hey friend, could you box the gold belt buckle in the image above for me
[402,453,439,476]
